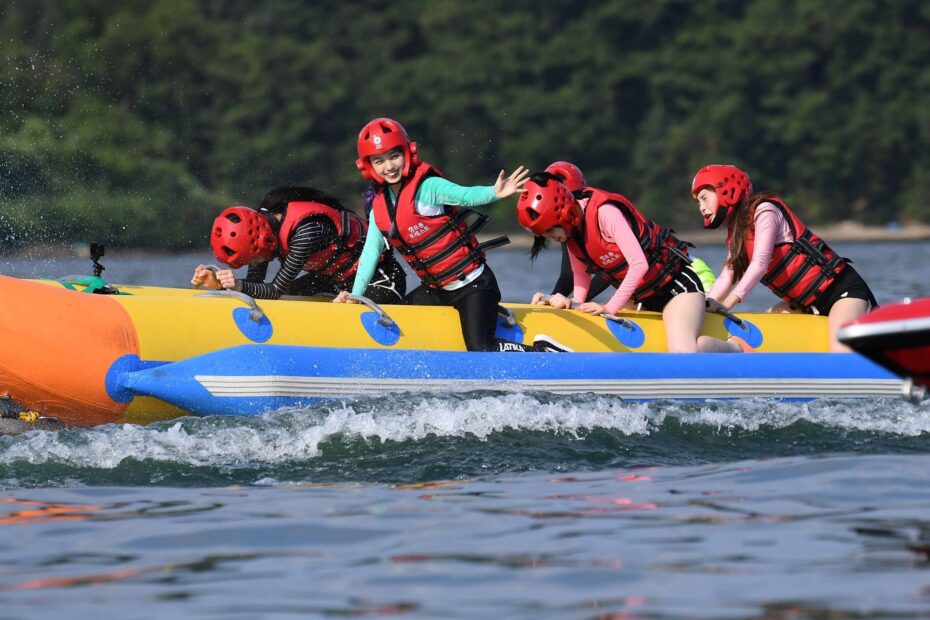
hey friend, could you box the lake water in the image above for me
[2,240,930,619]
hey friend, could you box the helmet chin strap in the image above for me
[704,206,729,230]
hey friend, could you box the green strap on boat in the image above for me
[61,276,125,295]
[72,276,110,293]
[691,257,716,293]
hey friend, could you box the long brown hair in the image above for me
[726,192,781,281]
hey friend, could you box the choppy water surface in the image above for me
[2,242,930,619]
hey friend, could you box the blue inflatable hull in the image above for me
[112,345,905,417]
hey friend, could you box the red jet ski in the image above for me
[838,297,930,400]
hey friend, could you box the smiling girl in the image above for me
[335,118,563,352]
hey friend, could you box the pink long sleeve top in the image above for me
[708,203,793,302]
[568,200,649,315]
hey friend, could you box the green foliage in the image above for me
[0,0,927,250]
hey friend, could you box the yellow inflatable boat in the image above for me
[0,275,904,427]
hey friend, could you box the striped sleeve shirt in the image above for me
[240,216,337,299]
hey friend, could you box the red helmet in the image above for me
[691,164,753,229]
[516,177,582,236]
[355,117,420,183]
[210,206,278,269]
[544,161,586,192]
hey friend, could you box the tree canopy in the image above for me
[1,0,928,249]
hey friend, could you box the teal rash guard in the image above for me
[351,177,498,296]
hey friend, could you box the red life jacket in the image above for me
[277,201,365,285]
[566,189,692,302]
[370,161,509,288]
[736,195,847,308]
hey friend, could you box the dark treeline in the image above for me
[1,0,928,250]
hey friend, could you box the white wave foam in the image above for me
[322,392,655,441]
[0,393,654,468]
[1,394,927,469]
[673,398,930,435]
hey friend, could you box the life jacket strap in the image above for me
[475,235,510,253]
[762,229,844,307]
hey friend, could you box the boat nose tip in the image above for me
[0,276,138,426]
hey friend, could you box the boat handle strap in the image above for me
[195,272,393,328]
[705,301,746,328]
[539,294,636,330]
[346,294,395,328]
[197,285,266,324]
[497,305,517,327]
[193,264,224,290]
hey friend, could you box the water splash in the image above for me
[1,393,926,478]
[0,393,654,469]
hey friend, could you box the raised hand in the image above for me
[493,166,530,199]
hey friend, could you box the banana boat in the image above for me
[0,274,904,426]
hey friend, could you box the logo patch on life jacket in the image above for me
[408,222,430,238]
[598,251,621,265]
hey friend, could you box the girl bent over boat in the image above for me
[335,117,563,352]
[691,164,877,352]
[541,161,718,302]
[518,172,742,353]
[192,186,406,303]
[542,162,612,303]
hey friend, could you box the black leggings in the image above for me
[364,252,407,304]
[290,253,407,304]
[406,267,533,352]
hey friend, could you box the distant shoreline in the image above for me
[3,221,929,258]
[499,221,930,248]
[681,221,930,245]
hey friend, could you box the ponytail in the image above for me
[258,186,347,214]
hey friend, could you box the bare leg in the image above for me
[766,300,799,314]
[827,297,870,353]
[663,292,740,353]
[699,334,744,352]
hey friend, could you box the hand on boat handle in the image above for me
[191,264,226,290]
[533,292,572,309]
[196,288,266,324]
[705,298,746,328]
[536,294,635,330]
[343,294,395,328]
[332,290,355,304]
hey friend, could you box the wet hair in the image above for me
[529,235,549,261]
[726,191,781,281]
[257,186,346,214]
[529,171,561,186]
[525,171,584,261]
